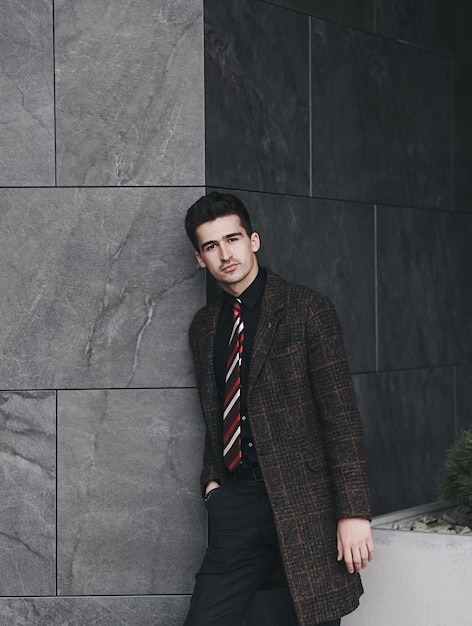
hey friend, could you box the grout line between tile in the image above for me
[55,389,58,596]
[452,365,458,439]
[309,16,313,197]
[374,204,379,371]
[52,0,57,187]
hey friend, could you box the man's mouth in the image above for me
[222,262,238,273]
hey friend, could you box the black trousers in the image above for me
[183,477,341,626]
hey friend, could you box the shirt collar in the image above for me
[223,266,267,311]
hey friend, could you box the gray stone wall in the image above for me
[1,0,471,624]
[0,0,204,622]
[204,0,472,517]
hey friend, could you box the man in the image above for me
[183,192,374,626]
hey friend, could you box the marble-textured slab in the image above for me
[455,365,472,435]
[0,0,55,186]
[311,19,451,209]
[55,0,204,186]
[267,0,374,31]
[376,0,472,61]
[204,0,309,195]
[0,391,55,595]
[211,191,376,373]
[0,596,189,626]
[353,368,455,516]
[453,60,472,212]
[377,206,472,370]
[0,187,205,389]
[57,389,206,595]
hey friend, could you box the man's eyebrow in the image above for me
[224,231,243,239]
[201,232,243,248]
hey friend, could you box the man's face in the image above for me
[195,214,260,296]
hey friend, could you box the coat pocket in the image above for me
[303,450,328,473]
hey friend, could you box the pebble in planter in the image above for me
[395,512,472,535]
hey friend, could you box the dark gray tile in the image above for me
[205,0,310,195]
[376,0,472,61]
[453,60,472,212]
[266,0,374,31]
[456,365,472,434]
[226,191,376,373]
[57,389,206,595]
[55,0,204,186]
[311,20,451,209]
[377,206,472,370]
[0,391,55,595]
[0,187,205,389]
[353,368,455,515]
[0,0,54,186]
[0,596,189,626]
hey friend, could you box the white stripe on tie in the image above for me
[223,425,242,457]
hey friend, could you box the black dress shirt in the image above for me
[214,267,267,470]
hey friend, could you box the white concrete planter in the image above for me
[342,503,472,626]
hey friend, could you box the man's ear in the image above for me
[251,232,261,253]
[195,250,206,269]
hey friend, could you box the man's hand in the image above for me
[337,518,374,574]
[204,480,221,498]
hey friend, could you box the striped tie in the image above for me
[223,298,244,471]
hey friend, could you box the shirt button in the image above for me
[248,442,253,448]
[242,415,247,421]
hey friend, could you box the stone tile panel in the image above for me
[376,0,472,61]
[354,368,455,515]
[311,20,451,208]
[0,187,204,389]
[377,206,472,370]
[55,0,204,186]
[267,0,374,31]
[205,0,310,195]
[0,391,56,595]
[455,365,472,435]
[0,0,54,186]
[57,389,206,595]
[453,60,472,212]
[0,596,189,626]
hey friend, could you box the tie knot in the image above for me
[232,298,242,315]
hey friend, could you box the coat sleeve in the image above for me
[189,313,222,498]
[200,430,221,497]
[306,295,371,521]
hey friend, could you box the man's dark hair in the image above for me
[185,192,253,251]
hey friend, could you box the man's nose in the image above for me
[219,242,230,260]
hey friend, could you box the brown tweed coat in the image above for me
[189,269,371,625]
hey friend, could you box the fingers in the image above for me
[336,534,343,563]
[336,519,375,574]
[347,539,375,573]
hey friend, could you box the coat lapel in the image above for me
[248,270,285,392]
